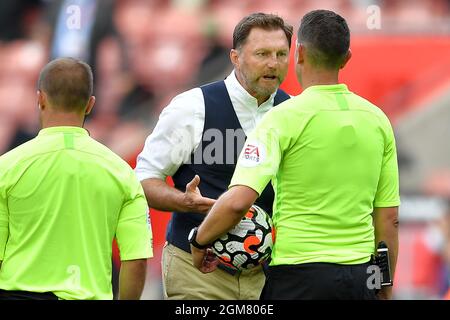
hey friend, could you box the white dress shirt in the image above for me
[135,71,281,181]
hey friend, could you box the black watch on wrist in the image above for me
[188,227,209,249]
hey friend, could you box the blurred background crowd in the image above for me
[0,0,449,300]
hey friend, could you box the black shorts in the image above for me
[0,289,58,300]
[260,262,378,300]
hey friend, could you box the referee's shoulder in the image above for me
[0,137,39,170]
[83,136,133,171]
[273,92,309,112]
[348,91,387,115]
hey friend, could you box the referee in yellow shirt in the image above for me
[0,58,153,300]
[191,10,400,300]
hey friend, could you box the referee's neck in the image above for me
[300,70,340,90]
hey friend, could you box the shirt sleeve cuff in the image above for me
[120,251,154,261]
[135,169,167,182]
[373,200,401,207]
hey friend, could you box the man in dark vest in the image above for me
[192,10,400,301]
[135,13,292,299]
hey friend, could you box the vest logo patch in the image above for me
[240,141,266,167]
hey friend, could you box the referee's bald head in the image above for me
[38,57,93,112]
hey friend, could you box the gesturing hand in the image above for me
[183,175,216,214]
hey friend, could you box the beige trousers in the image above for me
[161,243,265,300]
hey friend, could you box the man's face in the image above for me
[233,27,290,101]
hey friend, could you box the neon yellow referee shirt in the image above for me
[230,84,400,266]
[0,126,153,299]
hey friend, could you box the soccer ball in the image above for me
[211,204,274,270]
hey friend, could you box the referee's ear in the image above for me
[84,96,96,115]
[295,43,305,65]
[36,90,47,111]
[339,50,352,69]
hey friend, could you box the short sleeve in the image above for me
[230,112,282,195]
[115,171,153,261]
[373,122,400,207]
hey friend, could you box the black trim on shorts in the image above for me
[0,289,58,300]
[261,262,378,300]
